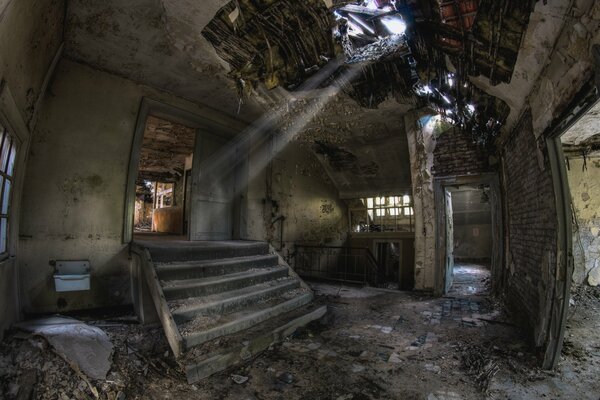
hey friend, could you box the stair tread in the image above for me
[155,254,277,270]
[169,277,299,315]
[180,300,327,366]
[161,266,289,288]
[177,289,312,338]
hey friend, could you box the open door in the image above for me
[189,132,234,241]
[444,189,454,294]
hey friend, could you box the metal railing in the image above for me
[292,245,384,286]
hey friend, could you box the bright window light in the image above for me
[375,209,385,216]
[405,207,414,216]
[403,195,410,205]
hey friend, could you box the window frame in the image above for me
[0,82,27,262]
[0,125,17,256]
[349,194,414,234]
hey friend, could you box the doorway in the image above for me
[445,185,493,296]
[133,115,195,240]
[124,98,246,244]
[434,173,502,296]
[544,86,598,369]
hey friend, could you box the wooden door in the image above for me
[189,132,234,241]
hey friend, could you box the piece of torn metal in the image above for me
[15,316,113,380]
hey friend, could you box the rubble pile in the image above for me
[0,324,180,400]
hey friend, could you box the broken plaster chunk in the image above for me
[587,264,600,286]
[231,374,249,384]
[351,363,366,373]
[306,342,322,351]
[388,352,403,364]
[424,363,441,374]
[380,326,393,334]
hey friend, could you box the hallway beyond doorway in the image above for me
[447,262,490,297]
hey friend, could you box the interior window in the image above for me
[349,195,414,233]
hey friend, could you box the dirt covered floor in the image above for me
[1,274,599,399]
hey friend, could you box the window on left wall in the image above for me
[0,123,16,254]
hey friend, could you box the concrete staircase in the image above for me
[130,240,326,383]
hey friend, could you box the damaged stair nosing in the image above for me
[182,292,314,349]
[184,305,328,383]
[171,278,301,320]
[162,266,290,300]
[155,254,279,281]
[144,242,270,263]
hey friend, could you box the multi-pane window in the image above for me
[0,124,16,254]
[349,195,414,233]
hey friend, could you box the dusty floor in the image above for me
[1,266,599,400]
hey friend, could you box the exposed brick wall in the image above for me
[432,128,491,176]
[501,111,557,345]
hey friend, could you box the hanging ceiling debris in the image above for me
[202,0,336,94]
[203,0,535,148]
[137,116,196,184]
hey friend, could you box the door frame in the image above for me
[123,98,245,243]
[433,173,502,296]
[541,79,598,368]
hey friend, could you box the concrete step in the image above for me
[180,290,313,349]
[181,303,328,383]
[155,254,279,281]
[170,277,301,322]
[162,266,290,301]
[141,240,270,263]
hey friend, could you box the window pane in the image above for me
[2,180,11,214]
[6,144,16,177]
[0,218,7,253]
[0,177,4,215]
[0,134,10,172]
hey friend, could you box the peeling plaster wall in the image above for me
[19,60,241,314]
[245,139,347,262]
[405,112,436,291]
[0,0,64,335]
[495,0,600,351]
[566,157,600,286]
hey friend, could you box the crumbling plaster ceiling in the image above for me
[468,0,583,132]
[561,101,600,145]
[64,0,264,122]
[137,116,195,183]
[63,0,583,195]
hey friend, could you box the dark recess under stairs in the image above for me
[130,240,326,383]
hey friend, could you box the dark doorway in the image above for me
[446,185,492,296]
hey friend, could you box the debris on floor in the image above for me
[15,316,113,381]
[0,271,598,399]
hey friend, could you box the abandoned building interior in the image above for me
[1,0,600,398]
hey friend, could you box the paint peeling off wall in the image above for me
[245,139,347,261]
[405,112,437,291]
[566,158,600,286]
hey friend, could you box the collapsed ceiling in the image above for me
[65,0,547,193]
